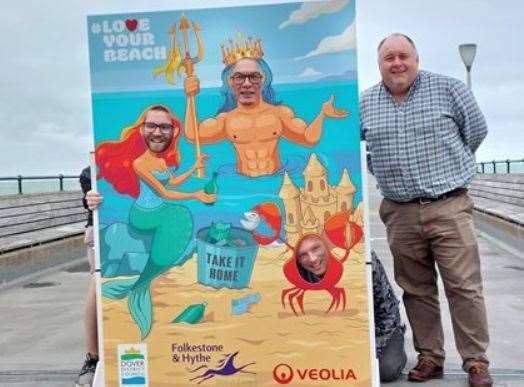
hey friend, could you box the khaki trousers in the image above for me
[379,192,489,371]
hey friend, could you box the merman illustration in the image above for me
[184,33,349,177]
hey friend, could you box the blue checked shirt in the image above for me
[360,70,488,202]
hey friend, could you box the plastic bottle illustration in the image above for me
[172,302,207,324]
[204,172,219,205]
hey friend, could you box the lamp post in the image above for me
[458,43,477,89]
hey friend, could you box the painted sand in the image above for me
[101,242,371,386]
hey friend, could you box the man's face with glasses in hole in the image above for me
[140,109,177,153]
[229,58,264,107]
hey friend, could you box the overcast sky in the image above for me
[1,0,522,176]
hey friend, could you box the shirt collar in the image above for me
[380,70,423,104]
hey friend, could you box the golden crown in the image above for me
[221,32,264,67]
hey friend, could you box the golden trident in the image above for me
[179,15,205,178]
[152,25,184,85]
[153,16,204,177]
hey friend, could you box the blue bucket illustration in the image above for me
[196,227,259,289]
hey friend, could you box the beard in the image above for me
[145,135,172,153]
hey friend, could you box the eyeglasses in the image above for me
[143,122,174,134]
[230,72,263,85]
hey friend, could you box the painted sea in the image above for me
[92,80,363,232]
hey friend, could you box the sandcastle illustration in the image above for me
[279,153,361,245]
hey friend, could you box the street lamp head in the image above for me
[459,43,477,70]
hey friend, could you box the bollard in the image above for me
[17,175,23,194]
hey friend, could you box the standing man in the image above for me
[75,166,99,387]
[360,33,492,387]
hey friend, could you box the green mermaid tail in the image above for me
[102,281,152,338]
[102,203,194,339]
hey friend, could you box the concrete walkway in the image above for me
[366,175,524,386]
[1,177,523,386]
[0,259,88,386]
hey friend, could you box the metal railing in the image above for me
[0,174,79,195]
[477,158,524,174]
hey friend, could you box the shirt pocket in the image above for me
[410,107,455,140]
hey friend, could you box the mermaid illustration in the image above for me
[95,104,216,339]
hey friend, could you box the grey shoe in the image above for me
[75,353,99,387]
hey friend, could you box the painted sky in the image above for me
[87,2,356,92]
[0,0,522,175]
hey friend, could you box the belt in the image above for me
[395,188,468,205]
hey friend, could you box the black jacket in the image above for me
[79,166,93,227]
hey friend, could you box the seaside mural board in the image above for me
[87,1,374,385]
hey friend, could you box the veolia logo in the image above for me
[273,363,294,384]
[272,363,357,384]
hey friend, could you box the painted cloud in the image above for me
[296,22,356,60]
[279,0,349,29]
[299,67,323,77]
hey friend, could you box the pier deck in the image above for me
[1,176,523,386]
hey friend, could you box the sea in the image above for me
[0,178,80,196]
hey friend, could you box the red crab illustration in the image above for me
[246,202,363,315]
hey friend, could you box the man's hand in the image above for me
[185,76,200,98]
[322,95,349,118]
[86,190,103,211]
